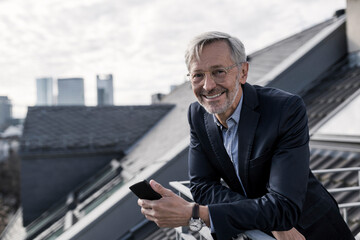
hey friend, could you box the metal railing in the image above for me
[312,167,360,223]
[169,181,275,240]
[170,167,360,240]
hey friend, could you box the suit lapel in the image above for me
[204,112,245,195]
[237,83,260,192]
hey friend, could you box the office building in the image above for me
[36,77,53,106]
[57,78,85,105]
[97,74,113,106]
[0,96,12,129]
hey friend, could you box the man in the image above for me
[138,32,354,240]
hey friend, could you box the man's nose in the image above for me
[203,73,216,91]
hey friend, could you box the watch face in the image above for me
[189,218,203,232]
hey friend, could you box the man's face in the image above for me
[189,41,247,118]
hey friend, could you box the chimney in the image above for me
[151,93,166,104]
[346,0,360,67]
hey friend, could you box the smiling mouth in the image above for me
[203,91,225,99]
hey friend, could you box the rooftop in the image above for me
[20,105,174,154]
[302,61,360,131]
[247,17,337,84]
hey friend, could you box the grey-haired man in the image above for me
[138,32,354,240]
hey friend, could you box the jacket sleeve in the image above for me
[188,96,310,240]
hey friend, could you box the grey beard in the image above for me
[199,80,240,115]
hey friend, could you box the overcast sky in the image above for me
[0,0,346,118]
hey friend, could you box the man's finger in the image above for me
[137,198,142,207]
[138,199,152,209]
[149,179,173,197]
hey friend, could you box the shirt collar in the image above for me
[213,95,243,129]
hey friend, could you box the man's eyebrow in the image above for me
[210,65,225,69]
[191,65,225,72]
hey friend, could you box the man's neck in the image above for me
[215,113,229,129]
[215,94,243,128]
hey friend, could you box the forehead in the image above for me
[190,41,233,72]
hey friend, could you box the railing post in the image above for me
[343,208,348,224]
[358,169,360,200]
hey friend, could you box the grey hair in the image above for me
[185,31,247,71]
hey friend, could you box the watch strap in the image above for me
[192,203,200,219]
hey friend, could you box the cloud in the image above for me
[0,0,346,118]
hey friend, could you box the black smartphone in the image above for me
[129,180,162,200]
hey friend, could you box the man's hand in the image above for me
[137,180,194,228]
[272,228,306,240]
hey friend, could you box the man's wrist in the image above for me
[199,205,210,227]
[187,203,210,229]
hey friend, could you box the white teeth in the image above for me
[205,93,222,99]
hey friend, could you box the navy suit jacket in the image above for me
[188,83,339,240]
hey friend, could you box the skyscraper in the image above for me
[36,77,53,106]
[57,78,85,105]
[97,74,114,106]
[0,96,12,129]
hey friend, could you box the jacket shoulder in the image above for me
[253,85,296,99]
[252,85,304,108]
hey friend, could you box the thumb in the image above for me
[150,179,173,197]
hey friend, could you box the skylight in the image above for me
[316,91,360,136]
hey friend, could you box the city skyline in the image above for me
[35,74,114,106]
[0,0,346,118]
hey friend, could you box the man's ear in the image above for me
[239,62,249,84]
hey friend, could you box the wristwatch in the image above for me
[189,203,204,232]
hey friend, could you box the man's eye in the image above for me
[212,69,226,77]
[192,73,204,79]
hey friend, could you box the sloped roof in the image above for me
[120,82,196,180]
[247,18,336,84]
[302,62,360,131]
[20,105,174,154]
